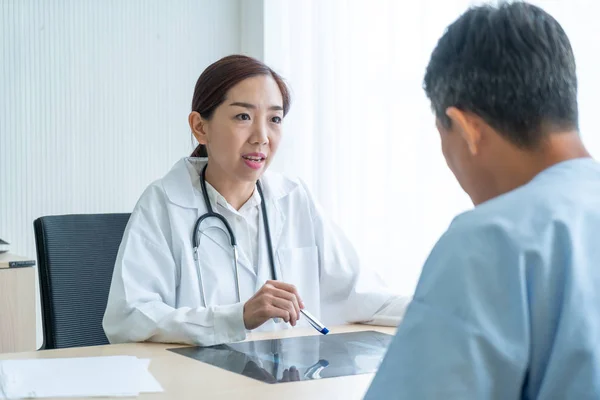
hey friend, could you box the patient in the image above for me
[366,2,600,399]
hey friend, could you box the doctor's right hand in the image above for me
[243,280,304,330]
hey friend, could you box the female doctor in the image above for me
[103,54,410,346]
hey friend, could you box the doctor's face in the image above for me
[198,75,284,183]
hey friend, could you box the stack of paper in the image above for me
[0,356,163,399]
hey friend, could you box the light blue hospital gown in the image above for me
[365,158,600,399]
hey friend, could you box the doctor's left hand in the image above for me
[243,280,304,330]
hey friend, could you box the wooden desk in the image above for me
[0,266,36,353]
[0,324,394,399]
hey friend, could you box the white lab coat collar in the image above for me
[162,157,298,209]
[204,181,262,215]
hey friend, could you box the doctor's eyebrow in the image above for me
[229,102,283,111]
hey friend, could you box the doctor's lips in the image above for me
[242,152,266,170]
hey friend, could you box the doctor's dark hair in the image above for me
[190,54,291,157]
[423,2,578,149]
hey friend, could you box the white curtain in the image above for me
[263,0,600,295]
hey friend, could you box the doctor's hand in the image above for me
[280,367,300,382]
[243,280,304,330]
[241,361,300,383]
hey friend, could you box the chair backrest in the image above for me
[33,213,130,349]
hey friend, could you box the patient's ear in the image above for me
[446,107,483,156]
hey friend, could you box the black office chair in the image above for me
[33,213,130,349]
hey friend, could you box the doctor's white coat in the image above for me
[103,158,407,346]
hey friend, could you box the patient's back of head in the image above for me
[424,2,591,206]
[424,1,579,146]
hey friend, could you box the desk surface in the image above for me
[0,324,394,399]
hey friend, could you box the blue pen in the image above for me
[300,309,329,335]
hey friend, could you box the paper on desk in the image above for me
[137,358,163,393]
[0,355,163,399]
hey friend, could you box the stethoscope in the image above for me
[192,163,329,335]
[192,164,277,307]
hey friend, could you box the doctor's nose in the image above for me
[249,122,269,145]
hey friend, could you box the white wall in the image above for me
[0,0,242,349]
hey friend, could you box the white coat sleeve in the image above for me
[299,181,411,326]
[102,185,246,346]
